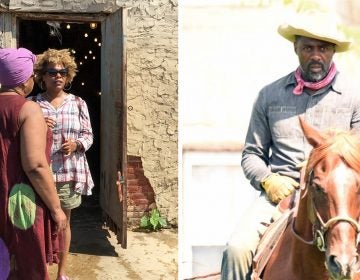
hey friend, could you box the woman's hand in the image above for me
[51,208,67,232]
[44,117,56,129]
[61,139,77,155]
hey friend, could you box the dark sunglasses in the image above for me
[46,68,68,77]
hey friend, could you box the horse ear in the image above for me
[298,116,325,148]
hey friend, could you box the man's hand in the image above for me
[261,173,300,204]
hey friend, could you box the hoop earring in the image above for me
[40,81,46,91]
[64,82,72,91]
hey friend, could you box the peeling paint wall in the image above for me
[124,0,178,225]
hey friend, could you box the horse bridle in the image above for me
[291,169,360,252]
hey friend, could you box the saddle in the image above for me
[251,191,298,280]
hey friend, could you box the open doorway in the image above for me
[16,11,127,248]
[18,19,101,202]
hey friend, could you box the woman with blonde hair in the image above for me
[32,48,94,280]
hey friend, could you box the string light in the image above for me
[60,23,100,89]
[89,22,97,29]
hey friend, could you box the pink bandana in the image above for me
[293,63,337,95]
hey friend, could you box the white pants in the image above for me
[220,194,278,280]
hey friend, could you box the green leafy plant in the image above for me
[140,208,167,231]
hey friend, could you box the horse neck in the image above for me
[292,189,326,269]
[294,190,313,239]
[263,191,328,280]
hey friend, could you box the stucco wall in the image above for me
[124,0,178,225]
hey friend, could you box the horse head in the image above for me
[299,117,360,279]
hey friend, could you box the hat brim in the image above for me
[278,25,351,53]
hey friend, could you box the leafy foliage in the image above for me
[140,209,167,231]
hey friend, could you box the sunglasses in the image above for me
[46,68,68,77]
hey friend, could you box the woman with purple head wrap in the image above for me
[0,47,36,88]
[0,47,66,279]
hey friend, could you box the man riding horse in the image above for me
[221,10,360,280]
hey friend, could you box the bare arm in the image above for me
[19,101,66,231]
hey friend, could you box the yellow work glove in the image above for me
[261,173,300,204]
[296,160,308,170]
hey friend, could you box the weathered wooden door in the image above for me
[0,12,16,47]
[100,8,127,248]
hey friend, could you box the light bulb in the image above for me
[89,23,97,29]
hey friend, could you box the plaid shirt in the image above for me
[32,93,94,195]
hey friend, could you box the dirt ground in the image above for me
[48,196,178,280]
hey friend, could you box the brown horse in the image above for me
[261,118,360,280]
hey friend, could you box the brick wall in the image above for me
[127,155,156,227]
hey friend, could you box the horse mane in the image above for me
[306,129,360,177]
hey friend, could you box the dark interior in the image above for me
[18,20,101,200]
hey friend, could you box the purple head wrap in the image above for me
[0,47,36,88]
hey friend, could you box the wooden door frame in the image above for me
[6,10,128,247]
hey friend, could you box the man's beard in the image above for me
[302,62,328,82]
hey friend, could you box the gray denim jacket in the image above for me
[242,71,360,191]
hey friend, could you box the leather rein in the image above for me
[291,169,360,252]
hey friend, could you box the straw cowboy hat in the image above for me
[278,10,352,52]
